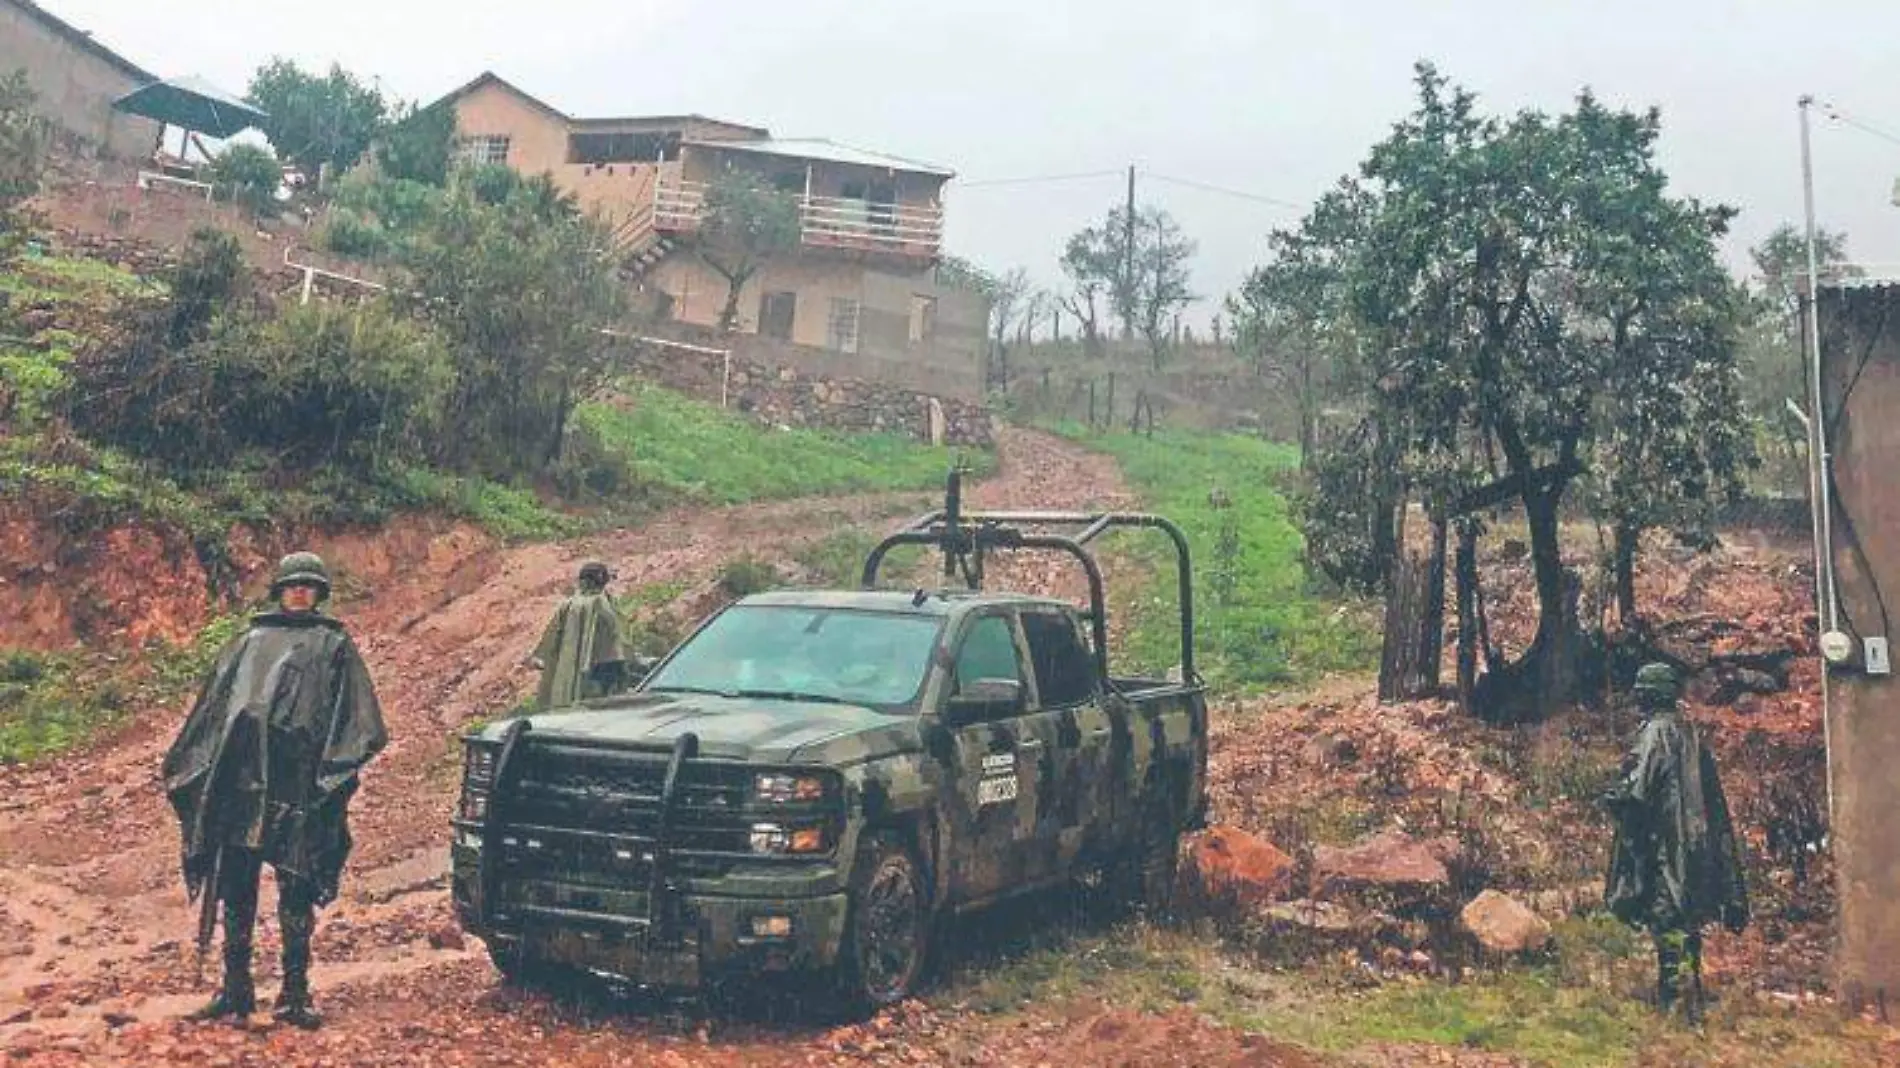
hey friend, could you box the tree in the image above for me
[685,172,802,333]
[985,267,1034,391]
[398,182,627,476]
[1058,226,1115,358]
[1279,64,1747,720]
[69,229,252,465]
[1229,181,1372,465]
[1130,208,1195,370]
[375,100,457,186]
[1751,223,1858,314]
[1061,204,1196,363]
[1739,224,1861,494]
[207,144,282,216]
[246,59,387,177]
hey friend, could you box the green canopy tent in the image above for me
[113,75,266,161]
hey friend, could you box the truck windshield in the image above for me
[644,605,943,710]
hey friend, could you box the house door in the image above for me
[758,291,796,341]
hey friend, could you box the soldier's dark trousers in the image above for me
[217,848,320,1004]
[1653,928,1704,1018]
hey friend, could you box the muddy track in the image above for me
[0,428,1148,1064]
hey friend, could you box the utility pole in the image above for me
[1798,92,1843,864]
[1123,165,1136,340]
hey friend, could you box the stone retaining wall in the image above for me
[617,339,995,449]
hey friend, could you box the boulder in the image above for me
[1303,732,1360,768]
[1312,830,1451,896]
[1261,899,1367,934]
[1187,827,1296,904]
[1460,889,1552,954]
[926,397,948,447]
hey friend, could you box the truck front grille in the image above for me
[489,740,834,892]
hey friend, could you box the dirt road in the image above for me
[2,428,1226,1067]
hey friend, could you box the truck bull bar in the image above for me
[862,467,1197,685]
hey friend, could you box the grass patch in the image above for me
[1057,426,1378,690]
[2,254,160,305]
[938,909,1888,1068]
[384,466,576,541]
[0,613,247,764]
[577,382,989,507]
[0,434,575,544]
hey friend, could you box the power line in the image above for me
[1816,100,1900,151]
[1140,171,1305,210]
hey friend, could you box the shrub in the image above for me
[319,210,391,261]
[207,144,282,216]
[718,556,781,598]
[332,171,443,234]
[0,649,45,685]
[548,416,640,504]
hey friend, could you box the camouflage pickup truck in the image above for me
[450,476,1208,1008]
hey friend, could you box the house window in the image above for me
[909,295,937,343]
[759,291,797,341]
[460,135,511,165]
[827,297,861,354]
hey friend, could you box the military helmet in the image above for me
[578,560,611,588]
[271,551,332,600]
[1633,662,1681,702]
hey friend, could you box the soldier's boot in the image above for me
[188,876,258,1023]
[188,936,256,1022]
[273,892,322,1030]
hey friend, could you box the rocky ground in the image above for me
[0,429,1892,1066]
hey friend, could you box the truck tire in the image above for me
[486,938,571,990]
[1110,809,1180,916]
[837,831,929,1010]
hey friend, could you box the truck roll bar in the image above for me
[861,468,1197,685]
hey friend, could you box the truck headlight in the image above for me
[753,773,826,804]
[749,823,790,854]
[749,822,827,855]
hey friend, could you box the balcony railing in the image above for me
[652,179,942,259]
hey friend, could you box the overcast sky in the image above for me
[49,0,1900,322]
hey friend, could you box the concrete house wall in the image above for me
[1816,280,1900,1009]
[0,0,158,160]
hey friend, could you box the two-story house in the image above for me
[436,73,987,396]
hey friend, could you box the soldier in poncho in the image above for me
[531,560,627,709]
[1603,662,1748,1019]
[162,552,387,1029]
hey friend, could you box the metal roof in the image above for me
[115,75,265,138]
[1824,275,1900,292]
[682,136,954,178]
[433,72,765,138]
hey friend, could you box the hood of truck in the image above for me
[496,692,918,765]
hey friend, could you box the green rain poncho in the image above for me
[533,590,626,709]
[162,613,387,905]
[1604,708,1749,932]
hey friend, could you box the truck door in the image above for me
[1019,607,1112,874]
[943,610,1042,902]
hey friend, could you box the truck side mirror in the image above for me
[944,677,1022,726]
[626,656,659,684]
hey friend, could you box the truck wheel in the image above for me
[486,939,570,989]
[1111,811,1180,916]
[837,832,929,1010]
